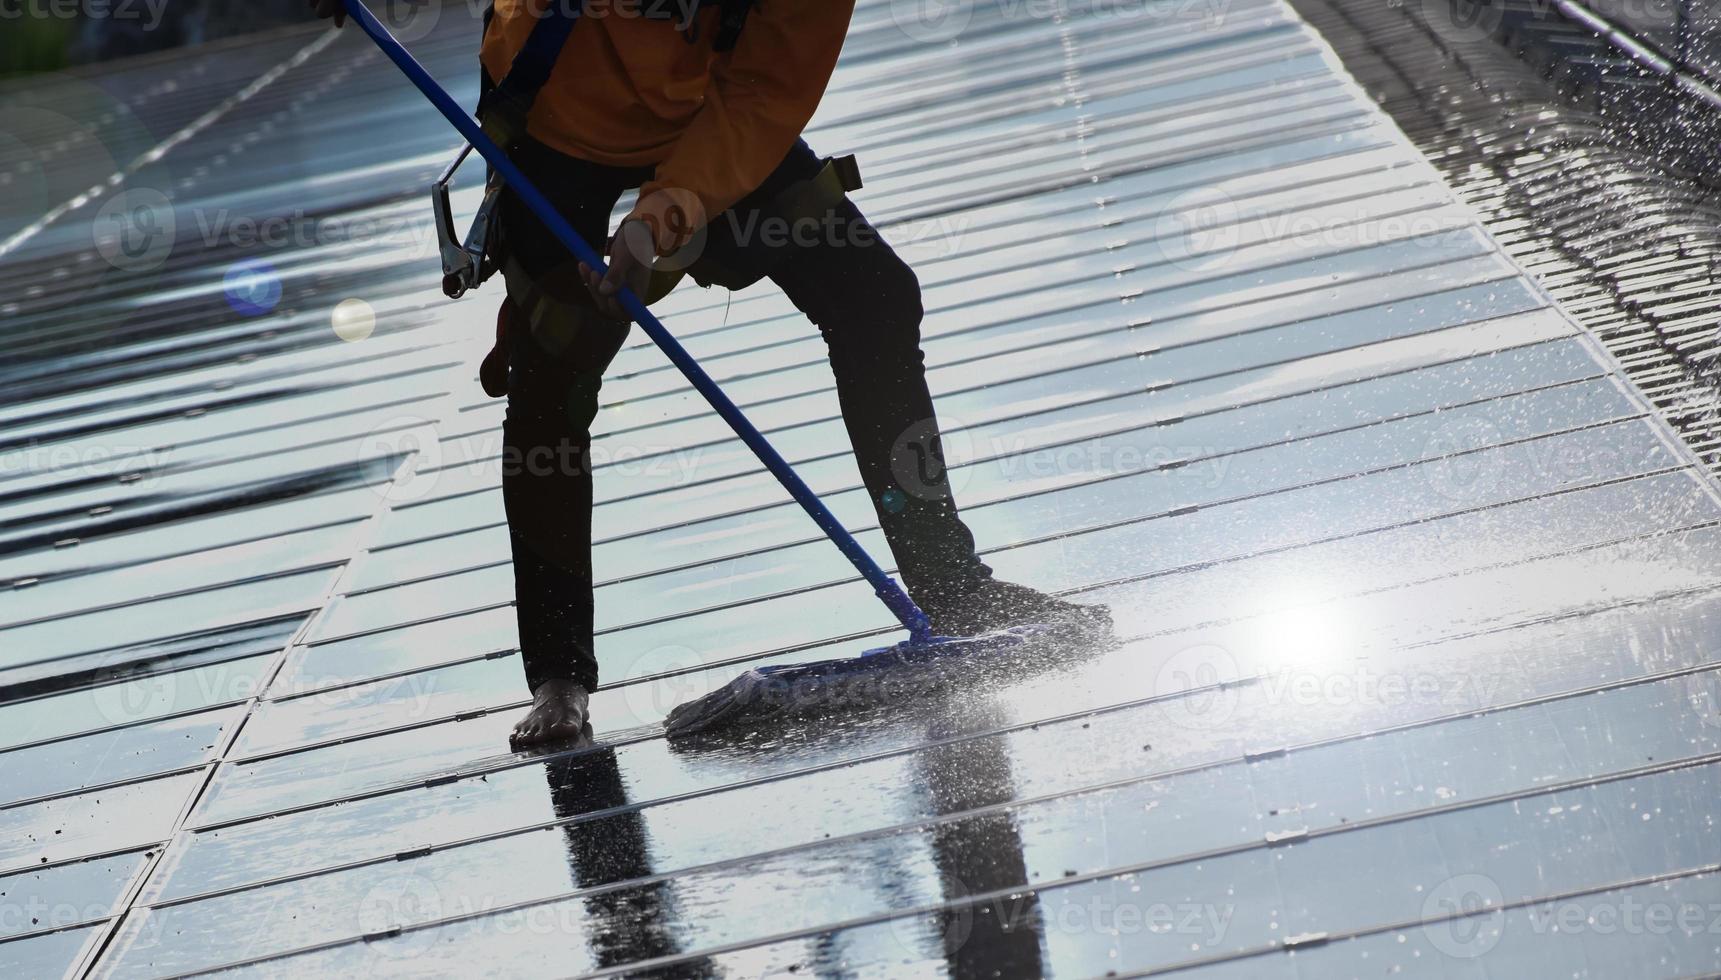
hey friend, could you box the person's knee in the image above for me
[869,246,924,329]
[843,245,925,356]
[792,231,924,339]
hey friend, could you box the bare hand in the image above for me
[310,0,347,27]
[578,219,654,322]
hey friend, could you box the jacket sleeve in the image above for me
[626,0,856,255]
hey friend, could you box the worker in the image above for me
[309,0,1110,746]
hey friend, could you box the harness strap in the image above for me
[481,0,753,150]
[480,0,584,150]
[712,0,751,51]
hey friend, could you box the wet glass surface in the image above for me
[0,851,149,940]
[0,524,357,630]
[354,334,1606,622]
[113,654,1721,976]
[1,706,239,806]
[0,922,103,979]
[0,486,379,592]
[173,755,1721,977]
[286,389,1659,760]
[0,654,272,752]
[0,567,336,673]
[392,290,1574,564]
[0,772,198,874]
[186,501,1721,847]
[145,583,1721,916]
[199,491,1721,836]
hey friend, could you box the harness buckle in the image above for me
[431,142,502,299]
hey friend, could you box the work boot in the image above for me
[915,578,1112,639]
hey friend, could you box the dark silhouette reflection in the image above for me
[918,704,1045,979]
[538,730,713,978]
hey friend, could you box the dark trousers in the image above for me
[498,138,991,694]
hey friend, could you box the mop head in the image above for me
[664,621,1096,738]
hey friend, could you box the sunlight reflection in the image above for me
[1245,585,1354,671]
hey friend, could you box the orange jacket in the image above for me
[480,0,855,252]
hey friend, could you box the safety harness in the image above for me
[479,0,755,153]
[438,0,864,396]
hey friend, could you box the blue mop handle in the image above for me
[342,1,934,642]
